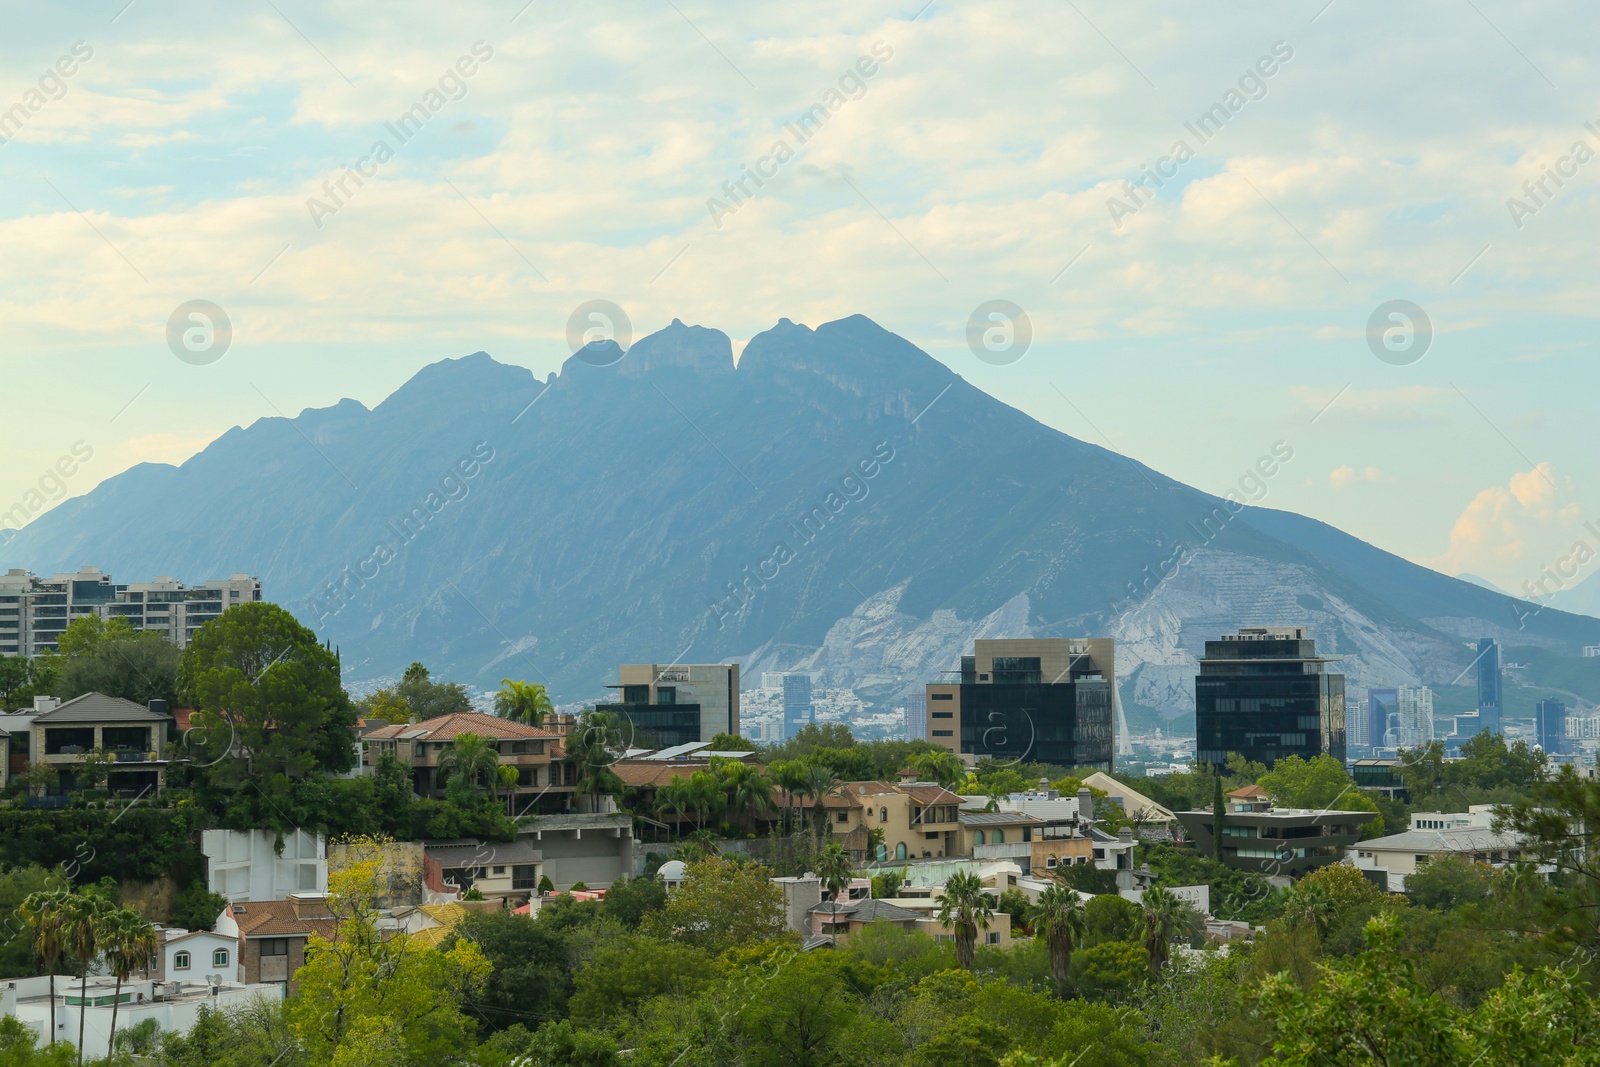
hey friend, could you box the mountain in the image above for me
[7,315,1599,723]
[1547,571,1600,622]
[1456,573,1505,594]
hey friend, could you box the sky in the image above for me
[1,0,1597,603]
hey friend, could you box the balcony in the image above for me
[973,841,1032,861]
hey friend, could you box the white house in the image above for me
[156,928,240,984]
[4,974,262,1060]
[1350,825,1548,892]
[201,828,326,901]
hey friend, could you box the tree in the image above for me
[769,759,811,835]
[1405,855,1495,911]
[1032,884,1087,995]
[442,909,574,1030]
[99,905,157,1054]
[709,731,756,752]
[1082,893,1143,946]
[60,891,110,1066]
[911,750,965,788]
[290,839,491,1066]
[52,616,182,708]
[601,875,668,928]
[937,870,993,970]
[799,764,843,839]
[871,867,908,901]
[494,678,553,727]
[1071,940,1149,1000]
[642,855,787,955]
[396,666,472,721]
[17,760,56,797]
[354,687,410,723]
[566,710,626,804]
[814,841,854,902]
[0,1017,74,1067]
[1211,774,1227,860]
[1257,753,1383,836]
[719,760,776,833]
[170,879,229,932]
[569,932,718,1025]
[1139,885,1185,978]
[19,889,70,1045]
[437,733,500,795]
[176,601,356,783]
[72,748,115,791]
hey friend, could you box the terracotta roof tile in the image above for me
[231,899,336,939]
[366,712,558,742]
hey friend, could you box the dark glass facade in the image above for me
[595,700,703,748]
[1535,698,1565,755]
[1195,629,1345,768]
[1476,638,1502,735]
[956,679,1114,771]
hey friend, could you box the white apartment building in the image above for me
[1397,686,1435,748]
[0,567,261,656]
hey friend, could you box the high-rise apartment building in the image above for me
[1396,686,1435,748]
[781,673,814,741]
[904,694,927,742]
[1346,698,1368,749]
[597,663,740,747]
[0,567,261,657]
[1535,698,1566,755]
[1476,638,1502,736]
[925,638,1115,772]
[1195,626,1345,769]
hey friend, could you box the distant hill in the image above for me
[6,315,1598,720]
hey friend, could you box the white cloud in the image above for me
[1329,465,1381,488]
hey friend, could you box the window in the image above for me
[987,932,1001,945]
[973,830,986,846]
[993,829,1004,844]
[213,949,229,967]
[930,693,953,701]
[895,843,907,860]
[880,808,888,822]
[835,811,849,823]
[876,844,887,862]
[1046,856,1057,869]
[932,730,953,737]
[260,939,289,957]
[932,711,952,719]
[656,687,676,705]
[492,866,506,875]
[174,951,191,970]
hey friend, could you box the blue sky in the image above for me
[1,0,1597,600]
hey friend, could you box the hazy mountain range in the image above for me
[7,315,1598,728]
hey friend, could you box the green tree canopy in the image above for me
[642,855,788,955]
[176,601,356,782]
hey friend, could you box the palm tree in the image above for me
[936,870,992,970]
[910,750,964,788]
[402,661,429,684]
[1285,881,1335,941]
[61,892,110,1066]
[814,842,855,902]
[683,770,725,831]
[800,764,843,840]
[1032,883,1087,995]
[19,889,69,1045]
[566,711,626,806]
[1141,885,1187,978]
[496,764,521,813]
[494,679,554,727]
[720,761,776,833]
[438,732,501,793]
[770,759,810,835]
[100,907,158,1055]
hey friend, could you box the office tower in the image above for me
[1368,688,1398,749]
[597,663,740,746]
[1396,686,1435,748]
[760,672,785,689]
[905,694,927,742]
[0,567,261,657]
[782,673,814,741]
[1535,698,1566,755]
[1476,638,1502,736]
[925,638,1115,772]
[1195,626,1345,769]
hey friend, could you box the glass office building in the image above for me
[1195,626,1345,769]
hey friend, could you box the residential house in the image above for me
[145,927,240,984]
[1079,771,1177,826]
[1176,788,1379,876]
[780,779,966,862]
[4,974,259,1060]
[214,894,337,996]
[202,829,326,902]
[362,711,574,813]
[519,811,638,888]
[26,692,172,794]
[1351,821,1548,892]
[422,838,543,901]
[807,898,926,942]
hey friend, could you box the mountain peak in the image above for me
[617,320,734,379]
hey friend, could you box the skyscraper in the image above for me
[1195,626,1345,769]
[782,673,814,741]
[1476,638,1503,736]
[1368,688,1399,749]
[1535,698,1566,755]
[904,694,926,742]
[1397,686,1435,748]
[1346,698,1369,749]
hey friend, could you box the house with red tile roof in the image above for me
[213,895,337,996]
[362,711,575,814]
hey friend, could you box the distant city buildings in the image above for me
[1367,687,1398,750]
[0,566,261,657]
[1476,638,1502,736]
[1536,697,1566,755]
[924,638,1116,772]
[1195,626,1345,768]
[596,663,740,745]
[1346,698,1368,749]
[1397,686,1435,748]
[904,694,926,742]
[782,673,814,741]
